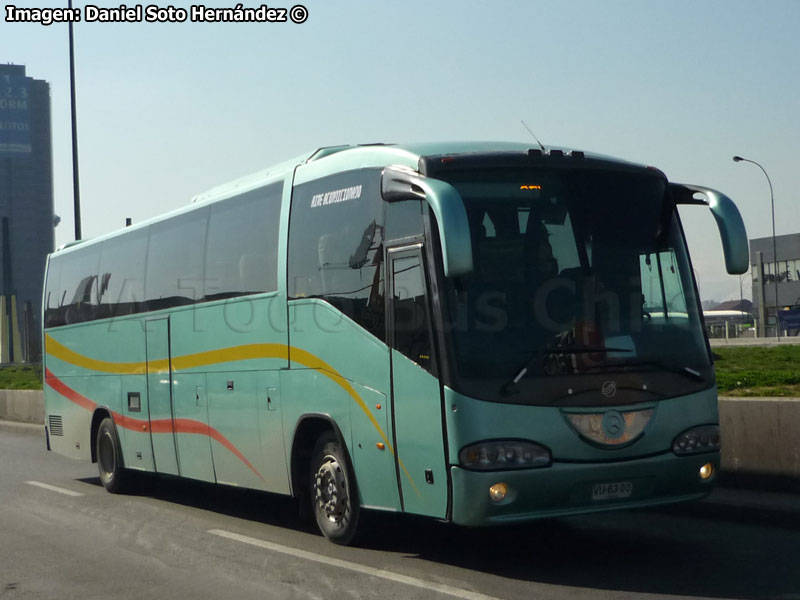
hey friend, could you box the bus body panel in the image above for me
[444,387,719,463]
[45,320,139,462]
[286,299,401,512]
[172,372,214,483]
[348,380,399,511]
[445,386,720,525]
[145,316,179,476]
[450,450,719,526]
[257,370,290,493]
[44,294,294,491]
[279,367,353,488]
[168,295,289,373]
[207,370,267,489]
[292,146,420,186]
[165,295,288,489]
[45,391,92,460]
[287,299,389,394]
[390,349,448,518]
[118,374,153,472]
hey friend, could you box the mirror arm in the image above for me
[381,167,473,277]
[381,167,426,202]
[670,183,749,275]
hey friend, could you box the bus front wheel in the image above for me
[309,432,360,545]
[96,417,129,494]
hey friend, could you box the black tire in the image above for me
[309,431,360,545]
[96,417,129,494]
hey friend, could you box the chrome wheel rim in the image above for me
[98,431,115,480]
[314,456,347,522]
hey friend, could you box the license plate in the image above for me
[592,481,633,501]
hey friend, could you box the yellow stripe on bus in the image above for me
[45,335,153,374]
[290,346,421,496]
[172,344,290,370]
[44,333,420,496]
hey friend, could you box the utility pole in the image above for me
[68,0,82,240]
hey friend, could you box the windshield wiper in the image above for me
[502,344,632,395]
[600,359,706,381]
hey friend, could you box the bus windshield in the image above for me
[439,166,711,406]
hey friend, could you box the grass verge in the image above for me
[714,345,800,397]
[0,365,43,390]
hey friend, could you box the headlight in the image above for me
[672,425,721,455]
[459,440,551,470]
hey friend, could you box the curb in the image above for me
[0,419,44,435]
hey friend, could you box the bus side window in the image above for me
[204,182,282,300]
[145,209,208,311]
[98,228,147,319]
[385,200,423,242]
[44,257,63,327]
[392,254,433,372]
[57,244,101,325]
[288,169,386,341]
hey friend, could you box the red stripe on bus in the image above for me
[44,369,265,482]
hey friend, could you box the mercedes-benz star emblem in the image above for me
[602,410,625,439]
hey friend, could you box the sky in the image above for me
[2,0,798,303]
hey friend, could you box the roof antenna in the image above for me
[521,120,546,152]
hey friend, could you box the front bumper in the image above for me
[451,451,719,526]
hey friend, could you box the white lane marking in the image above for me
[26,481,84,497]
[208,529,500,600]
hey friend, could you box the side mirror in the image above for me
[381,167,474,277]
[670,183,749,275]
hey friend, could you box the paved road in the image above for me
[1,426,798,600]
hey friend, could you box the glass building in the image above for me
[0,64,55,362]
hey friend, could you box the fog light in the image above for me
[489,483,508,502]
[699,462,714,481]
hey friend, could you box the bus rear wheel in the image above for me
[96,417,129,494]
[309,432,360,545]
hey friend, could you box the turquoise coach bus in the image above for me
[42,142,748,544]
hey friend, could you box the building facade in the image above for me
[750,233,800,336]
[0,64,55,362]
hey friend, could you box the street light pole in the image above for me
[68,0,82,241]
[733,155,779,339]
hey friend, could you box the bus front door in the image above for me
[388,246,448,518]
[145,317,180,476]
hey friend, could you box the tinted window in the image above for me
[392,254,433,371]
[145,208,209,311]
[288,169,385,340]
[385,200,423,242]
[44,257,62,328]
[204,182,282,300]
[98,228,148,319]
[45,244,101,326]
[439,167,710,404]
